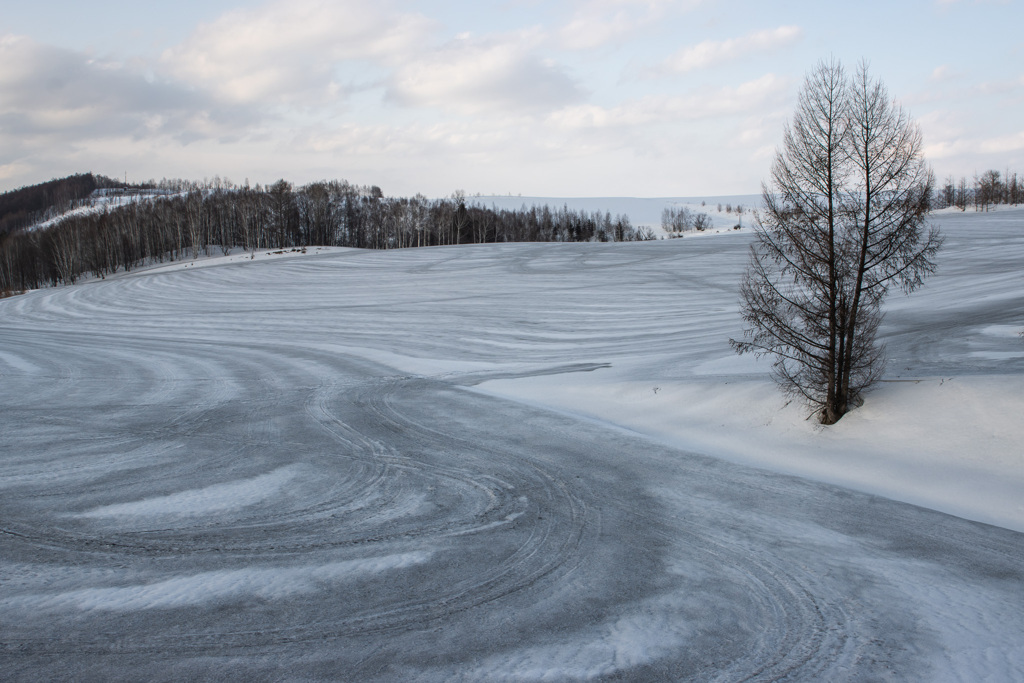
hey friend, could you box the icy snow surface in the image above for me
[1,207,1022,681]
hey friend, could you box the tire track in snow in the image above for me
[338,375,869,682]
[2,241,1023,681]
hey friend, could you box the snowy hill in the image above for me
[30,188,187,231]
[1,204,1022,680]
[479,207,1024,531]
[5,205,1020,529]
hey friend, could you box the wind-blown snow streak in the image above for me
[9,552,432,611]
[0,208,1022,681]
[78,465,305,518]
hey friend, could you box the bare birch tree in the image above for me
[732,60,941,424]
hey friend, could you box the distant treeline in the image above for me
[0,176,653,292]
[3,167,1021,294]
[935,169,1024,211]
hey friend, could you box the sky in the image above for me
[1,0,1022,197]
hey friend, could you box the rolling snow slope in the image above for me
[0,206,1022,681]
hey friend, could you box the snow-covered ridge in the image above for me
[31,188,189,231]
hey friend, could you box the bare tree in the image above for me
[731,60,941,425]
[48,222,80,285]
[268,180,299,248]
[975,170,1001,212]
[299,181,339,246]
[184,190,204,259]
[661,206,694,234]
[955,176,969,211]
[940,176,956,208]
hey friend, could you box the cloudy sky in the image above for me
[1,0,1021,197]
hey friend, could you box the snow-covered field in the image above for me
[1,206,1022,680]
[479,206,1024,533]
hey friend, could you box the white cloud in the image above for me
[732,114,787,150]
[979,130,1024,153]
[559,0,694,50]
[655,25,802,75]
[925,130,1024,159]
[386,31,586,114]
[560,11,639,51]
[295,119,525,160]
[547,74,789,130]
[161,0,433,105]
[919,105,1024,172]
[930,65,956,82]
[0,34,228,145]
[162,1,585,116]
[975,74,1024,96]
[6,1,1013,198]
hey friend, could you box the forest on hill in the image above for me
[0,176,652,293]
[0,173,123,238]
[1,167,1020,295]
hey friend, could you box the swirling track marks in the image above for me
[337,376,865,681]
[299,374,598,631]
[3,242,1024,681]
